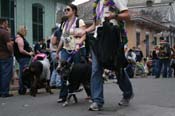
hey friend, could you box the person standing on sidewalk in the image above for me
[14,25,34,95]
[75,0,134,111]
[0,18,14,97]
[156,40,171,78]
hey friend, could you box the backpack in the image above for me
[158,43,171,58]
[60,18,80,32]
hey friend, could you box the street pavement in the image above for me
[1,77,175,116]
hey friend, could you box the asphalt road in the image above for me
[1,78,175,116]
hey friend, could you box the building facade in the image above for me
[128,0,175,56]
[0,0,73,44]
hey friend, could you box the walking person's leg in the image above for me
[89,49,104,111]
[117,67,134,106]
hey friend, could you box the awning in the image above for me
[131,16,169,32]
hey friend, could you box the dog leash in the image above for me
[66,50,77,63]
[66,43,83,63]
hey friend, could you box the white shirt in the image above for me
[127,52,136,62]
[94,0,128,38]
[125,50,136,63]
[61,18,86,50]
[114,0,128,11]
[97,0,128,24]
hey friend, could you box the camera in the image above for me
[64,37,71,44]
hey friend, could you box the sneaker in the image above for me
[118,98,130,106]
[88,102,102,111]
[118,95,134,106]
[57,98,66,103]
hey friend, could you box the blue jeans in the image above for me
[0,56,13,96]
[152,59,159,76]
[16,57,31,94]
[156,59,170,78]
[59,48,86,99]
[90,49,133,106]
[50,52,61,87]
[50,69,61,87]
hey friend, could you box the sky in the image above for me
[72,0,90,5]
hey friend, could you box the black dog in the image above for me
[57,60,91,106]
[22,58,53,97]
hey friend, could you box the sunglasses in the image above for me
[64,8,71,12]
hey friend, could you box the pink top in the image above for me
[33,53,47,62]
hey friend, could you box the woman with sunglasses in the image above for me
[56,4,89,103]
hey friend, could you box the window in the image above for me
[0,0,15,37]
[153,37,157,45]
[32,4,44,43]
[145,35,150,57]
[160,36,164,41]
[166,36,169,42]
[136,32,140,47]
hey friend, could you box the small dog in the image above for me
[57,60,91,106]
[22,56,53,97]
